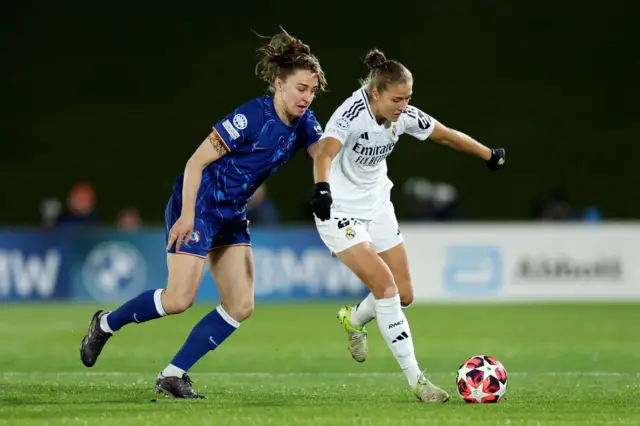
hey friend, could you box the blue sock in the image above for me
[105,289,167,333]
[170,306,240,372]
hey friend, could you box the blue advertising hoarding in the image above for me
[0,228,367,303]
[0,230,73,300]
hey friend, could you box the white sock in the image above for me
[375,294,422,388]
[350,292,376,327]
[99,313,114,334]
[161,364,186,378]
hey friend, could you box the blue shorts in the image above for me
[164,194,251,258]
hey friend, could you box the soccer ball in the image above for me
[456,355,508,403]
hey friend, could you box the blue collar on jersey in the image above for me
[267,96,306,129]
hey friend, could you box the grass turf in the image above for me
[1,303,639,425]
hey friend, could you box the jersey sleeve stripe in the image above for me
[342,100,364,119]
[403,107,417,119]
[344,106,365,121]
[211,127,231,152]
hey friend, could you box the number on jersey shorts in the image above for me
[315,201,403,254]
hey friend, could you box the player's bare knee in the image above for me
[163,298,193,315]
[381,283,398,299]
[367,272,397,300]
[400,289,414,307]
[161,291,195,314]
[236,301,254,322]
[222,298,254,323]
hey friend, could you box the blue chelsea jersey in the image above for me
[209,95,322,203]
[174,95,323,218]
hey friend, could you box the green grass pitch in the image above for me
[1,302,639,425]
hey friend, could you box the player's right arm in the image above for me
[167,131,229,250]
[182,100,259,217]
[169,99,261,249]
[181,131,228,217]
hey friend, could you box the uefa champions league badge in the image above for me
[335,117,350,130]
[233,113,248,130]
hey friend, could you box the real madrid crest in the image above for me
[345,226,356,240]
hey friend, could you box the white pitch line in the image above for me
[1,371,638,377]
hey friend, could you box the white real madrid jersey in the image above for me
[322,88,436,219]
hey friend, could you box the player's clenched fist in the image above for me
[485,148,506,171]
[167,215,195,250]
[310,182,333,221]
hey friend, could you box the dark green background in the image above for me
[3,2,637,225]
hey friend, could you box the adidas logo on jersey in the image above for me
[359,132,369,141]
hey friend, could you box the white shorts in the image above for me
[315,201,403,254]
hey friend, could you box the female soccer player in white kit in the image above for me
[309,49,506,403]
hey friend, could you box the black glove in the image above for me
[485,148,506,171]
[310,182,332,221]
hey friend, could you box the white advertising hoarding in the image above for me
[401,223,640,303]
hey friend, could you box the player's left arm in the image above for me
[430,121,490,160]
[403,106,506,170]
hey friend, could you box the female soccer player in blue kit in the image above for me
[80,30,327,398]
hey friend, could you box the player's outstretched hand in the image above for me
[310,182,333,221]
[485,148,506,171]
[167,216,195,251]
